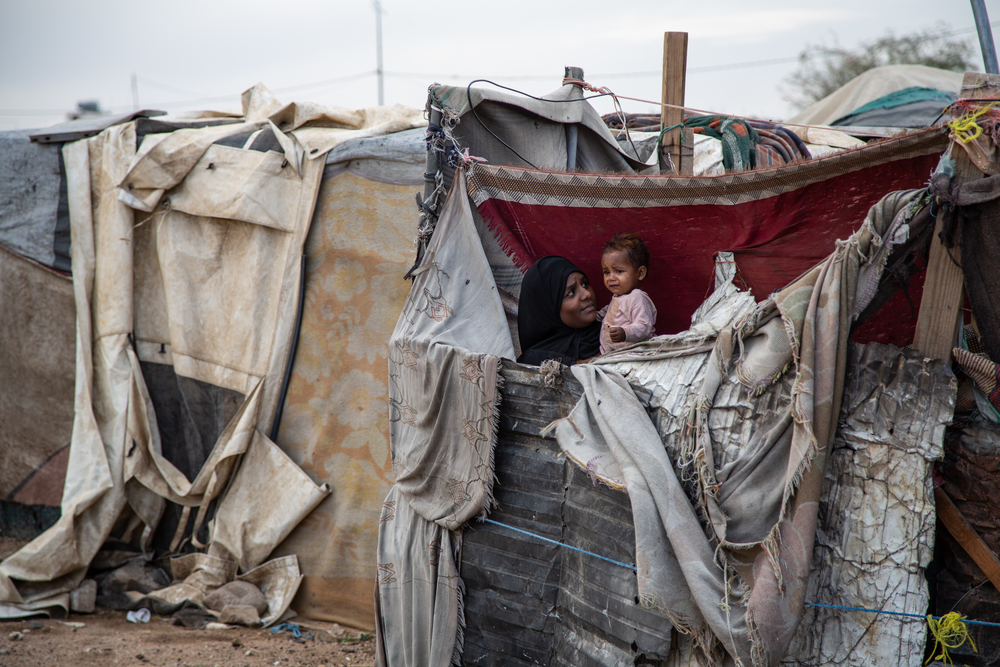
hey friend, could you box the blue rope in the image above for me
[806,602,1000,629]
[481,518,1000,630]
[480,518,637,572]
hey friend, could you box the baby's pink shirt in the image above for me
[597,288,657,354]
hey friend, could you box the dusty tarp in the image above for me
[552,188,926,665]
[0,123,141,617]
[786,64,962,127]
[270,129,427,631]
[0,85,426,618]
[0,244,74,506]
[375,172,515,666]
[429,82,649,178]
[465,127,947,336]
[0,130,71,271]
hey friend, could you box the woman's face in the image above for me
[559,272,597,328]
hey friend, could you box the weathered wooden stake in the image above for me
[660,32,690,175]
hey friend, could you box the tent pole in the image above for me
[424,108,441,200]
[660,32,691,175]
[564,66,583,171]
[971,0,999,74]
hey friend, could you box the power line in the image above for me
[2,20,996,117]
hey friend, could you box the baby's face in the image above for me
[601,249,646,296]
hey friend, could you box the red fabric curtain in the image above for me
[470,128,946,343]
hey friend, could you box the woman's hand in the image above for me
[608,326,626,343]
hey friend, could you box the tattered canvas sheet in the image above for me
[129,552,304,627]
[0,85,388,617]
[273,102,426,160]
[0,124,140,612]
[552,188,929,666]
[784,343,952,667]
[376,170,515,666]
[117,86,333,560]
[209,430,328,571]
[270,134,426,631]
[0,244,74,505]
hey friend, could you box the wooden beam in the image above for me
[936,487,1000,592]
[660,32,688,175]
[912,72,1000,359]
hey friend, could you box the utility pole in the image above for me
[971,0,999,74]
[373,1,384,106]
[131,72,139,111]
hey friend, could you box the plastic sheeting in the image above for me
[0,130,71,272]
[0,85,426,621]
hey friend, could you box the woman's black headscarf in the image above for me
[517,256,600,366]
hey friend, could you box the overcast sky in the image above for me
[1,0,997,132]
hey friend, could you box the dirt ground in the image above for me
[0,608,375,667]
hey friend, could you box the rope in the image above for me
[562,77,612,96]
[927,612,977,664]
[947,102,996,144]
[479,517,1000,645]
[457,78,853,138]
[480,518,637,571]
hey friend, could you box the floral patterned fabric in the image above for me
[375,172,515,666]
[271,168,425,630]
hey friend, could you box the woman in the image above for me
[517,256,601,366]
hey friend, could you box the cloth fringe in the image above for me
[481,364,505,515]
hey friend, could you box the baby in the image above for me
[598,232,657,354]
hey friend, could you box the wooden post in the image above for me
[565,66,584,171]
[660,32,689,175]
[936,487,1000,593]
[912,72,1000,359]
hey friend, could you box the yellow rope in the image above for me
[926,612,976,665]
[948,102,996,144]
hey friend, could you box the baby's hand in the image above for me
[609,326,626,343]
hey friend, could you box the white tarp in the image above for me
[786,64,963,127]
[0,84,426,619]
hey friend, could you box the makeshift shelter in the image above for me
[370,76,1000,667]
[5,65,1000,667]
[0,85,427,630]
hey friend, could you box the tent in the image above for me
[371,76,998,667]
[786,64,963,128]
[0,85,427,630]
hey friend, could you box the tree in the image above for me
[783,24,977,110]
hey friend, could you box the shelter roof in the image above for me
[786,64,964,127]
